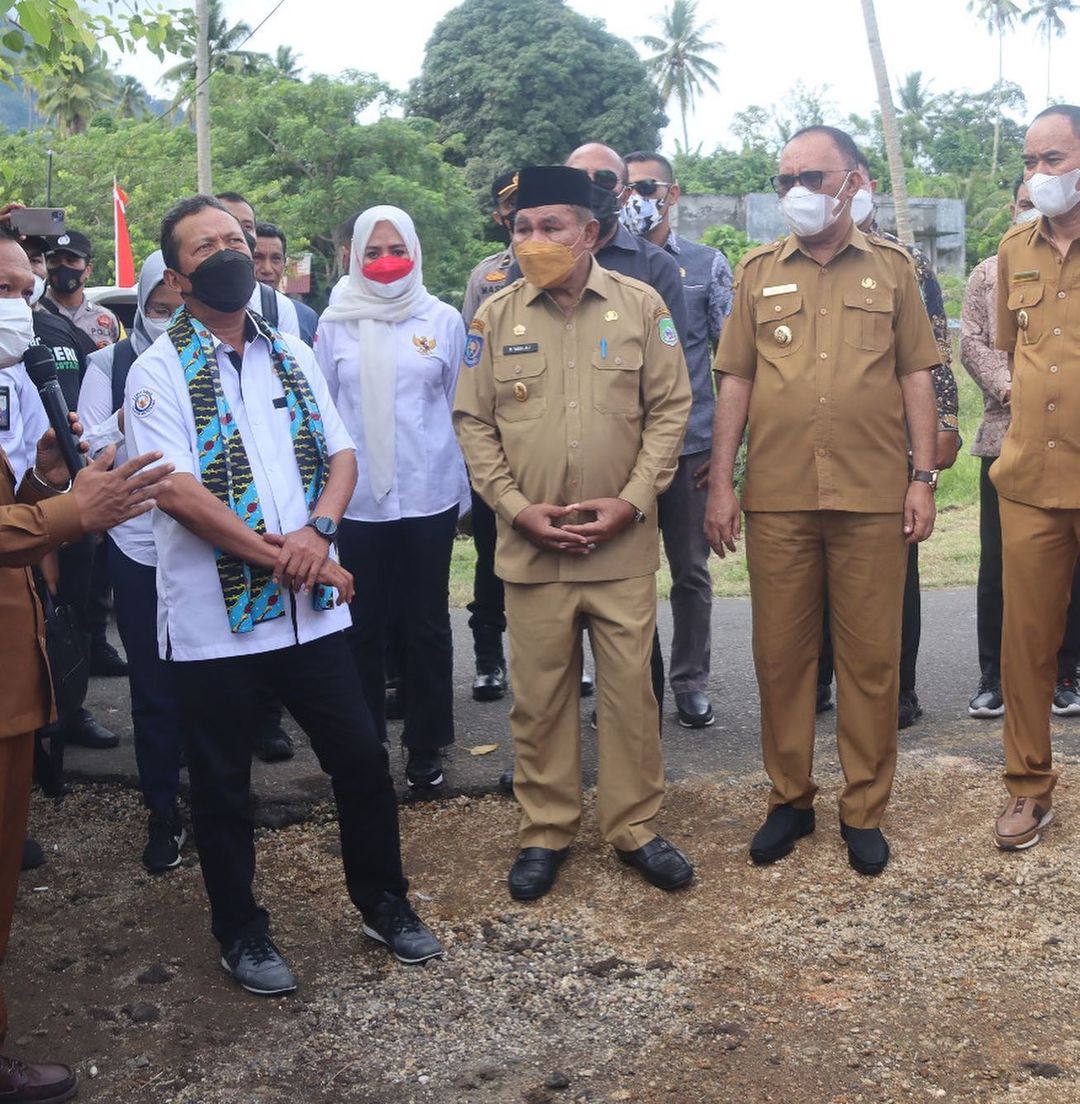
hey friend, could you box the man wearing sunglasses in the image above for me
[622,150,734,730]
[704,125,940,877]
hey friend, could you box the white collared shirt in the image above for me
[0,361,48,485]
[315,301,469,521]
[125,325,355,661]
[249,284,300,339]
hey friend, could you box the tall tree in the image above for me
[967,0,1021,170]
[895,71,935,161]
[264,45,303,81]
[861,0,912,244]
[113,74,152,119]
[161,0,266,86]
[638,0,722,151]
[408,0,665,200]
[1022,0,1078,103]
[28,45,114,136]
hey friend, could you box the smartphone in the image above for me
[10,207,66,238]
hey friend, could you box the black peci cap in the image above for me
[515,166,593,212]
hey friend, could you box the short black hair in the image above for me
[624,151,675,183]
[160,195,234,271]
[787,125,861,169]
[215,190,253,213]
[256,220,286,253]
[1033,104,1080,139]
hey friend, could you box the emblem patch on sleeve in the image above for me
[463,332,485,368]
[658,316,679,346]
[132,389,156,417]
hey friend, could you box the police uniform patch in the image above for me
[132,389,156,417]
[484,270,508,283]
[463,332,484,368]
[658,315,678,346]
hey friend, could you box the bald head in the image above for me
[0,237,34,302]
[565,142,627,189]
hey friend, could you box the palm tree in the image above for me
[968,0,1021,170]
[860,0,913,244]
[1022,0,1078,103]
[30,46,115,136]
[265,45,303,81]
[639,0,722,151]
[113,75,152,120]
[895,71,935,160]
[161,0,266,86]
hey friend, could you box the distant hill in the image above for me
[0,79,45,133]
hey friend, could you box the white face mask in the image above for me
[141,316,169,344]
[779,172,853,238]
[850,187,874,226]
[29,275,45,306]
[1028,167,1080,219]
[0,296,35,369]
[1014,206,1041,225]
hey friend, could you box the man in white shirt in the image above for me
[126,196,442,996]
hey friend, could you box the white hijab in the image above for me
[321,207,438,501]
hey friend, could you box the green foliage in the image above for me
[700,224,759,269]
[407,0,665,202]
[672,146,772,195]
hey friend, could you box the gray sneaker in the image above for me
[1052,678,1080,717]
[221,933,297,996]
[362,894,443,964]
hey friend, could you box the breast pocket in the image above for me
[755,293,804,359]
[842,290,894,352]
[493,353,547,422]
[1006,282,1044,346]
[591,345,642,414]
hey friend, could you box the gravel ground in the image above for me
[10,745,1080,1103]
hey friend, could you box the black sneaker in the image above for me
[254,726,294,763]
[816,683,833,714]
[968,679,1004,718]
[142,811,185,874]
[21,837,45,872]
[406,749,444,788]
[221,932,297,995]
[897,689,923,730]
[362,894,443,964]
[1052,678,1080,717]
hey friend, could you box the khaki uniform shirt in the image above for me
[992,217,1080,508]
[461,248,514,326]
[715,223,940,513]
[453,258,691,584]
[46,294,120,349]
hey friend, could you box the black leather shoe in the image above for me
[0,1054,78,1103]
[840,822,890,876]
[61,710,119,750]
[254,726,294,763]
[362,893,443,964]
[615,836,694,890]
[508,847,569,900]
[898,689,923,729]
[675,691,715,728]
[580,670,595,697]
[90,639,128,677]
[498,765,514,793]
[472,666,507,702]
[750,804,816,865]
[21,837,45,872]
[816,683,833,713]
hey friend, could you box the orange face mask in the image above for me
[515,227,586,288]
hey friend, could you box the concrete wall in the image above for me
[673,193,967,276]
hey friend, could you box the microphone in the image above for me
[23,343,85,479]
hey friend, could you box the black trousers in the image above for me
[87,536,112,650]
[173,633,407,947]
[467,491,506,668]
[818,541,920,693]
[977,456,1080,681]
[338,508,458,749]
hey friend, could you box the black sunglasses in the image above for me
[590,169,621,192]
[770,169,851,195]
[627,179,670,196]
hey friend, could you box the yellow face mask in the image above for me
[515,227,586,288]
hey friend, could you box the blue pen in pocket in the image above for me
[600,338,608,359]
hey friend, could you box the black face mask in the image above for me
[181,248,256,314]
[48,265,85,295]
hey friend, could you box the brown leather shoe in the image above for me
[994,796,1054,851]
[0,1055,78,1102]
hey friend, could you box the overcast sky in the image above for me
[116,0,1079,155]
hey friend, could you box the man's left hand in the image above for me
[560,497,636,546]
[903,482,936,544]
[935,430,960,471]
[271,525,331,592]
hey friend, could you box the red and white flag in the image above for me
[113,180,135,288]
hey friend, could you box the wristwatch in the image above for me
[910,469,939,491]
[632,507,647,523]
[306,515,338,541]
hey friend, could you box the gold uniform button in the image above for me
[819,396,827,404]
[1054,327,1062,336]
[1048,402,1056,411]
[513,381,528,402]
[819,308,827,315]
[1051,365,1059,373]
[1058,291,1067,299]
[1048,440,1057,449]
[1017,310,1029,329]
[774,325,792,345]
[775,304,783,313]
[820,352,828,360]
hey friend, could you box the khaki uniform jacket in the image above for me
[993,216,1080,508]
[0,450,83,738]
[715,223,940,513]
[453,258,691,584]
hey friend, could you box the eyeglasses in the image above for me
[770,169,852,195]
[626,179,671,197]
[589,169,621,192]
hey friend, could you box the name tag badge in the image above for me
[0,385,9,433]
[1012,270,1040,283]
[762,283,798,297]
[502,343,539,355]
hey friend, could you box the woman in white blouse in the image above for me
[317,206,467,789]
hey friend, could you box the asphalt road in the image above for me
[69,586,1080,826]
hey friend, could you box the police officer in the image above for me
[991,104,1080,851]
[44,231,119,350]
[704,125,941,877]
[454,166,694,901]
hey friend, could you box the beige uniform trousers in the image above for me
[745,511,908,828]
[505,575,664,852]
[999,497,1080,804]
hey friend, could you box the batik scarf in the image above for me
[168,306,333,633]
